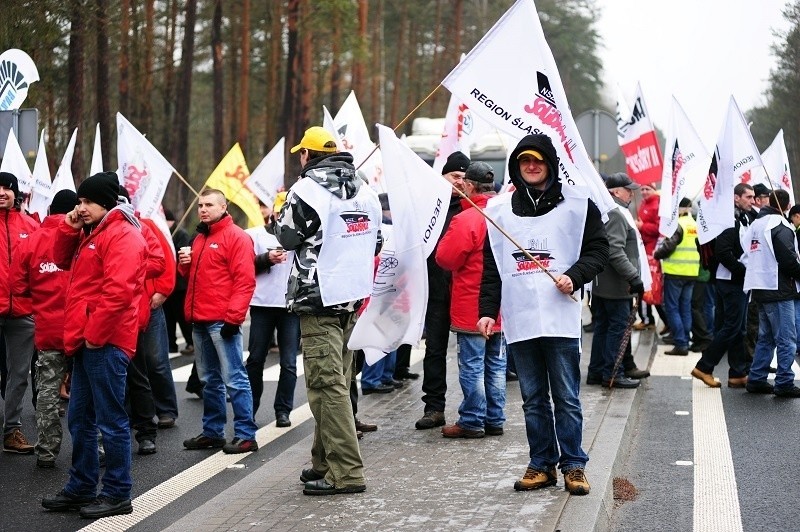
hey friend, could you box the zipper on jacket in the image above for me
[188,235,207,323]
[4,210,13,317]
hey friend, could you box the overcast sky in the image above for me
[596,0,790,148]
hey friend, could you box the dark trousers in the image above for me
[695,281,748,378]
[164,289,192,350]
[421,294,451,413]
[393,343,412,377]
[691,280,713,345]
[126,330,157,442]
[349,349,365,417]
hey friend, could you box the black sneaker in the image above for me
[415,410,445,430]
[586,373,602,385]
[42,489,95,512]
[222,438,258,454]
[746,380,775,395]
[79,495,133,519]
[183,433,226,450]
[774,385,800,398]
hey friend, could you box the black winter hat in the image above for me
[465,161,495,184]
[441,151,471,175]
[77,172,120,211]
[0,172,20,199]
[49,189,78,215]
[679,197,692,208]
[752,183,771,197]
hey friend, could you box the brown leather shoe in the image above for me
[727,376,748,388]
[415,410,445,430]
[564,467,591,495]
[691,368,721,388]
[514,467,557,491]
[441,424,484,439]
[355,418,377,432]
[3,428,34,454]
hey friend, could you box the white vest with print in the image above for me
[246,226,294,308]
[486,186,587,343]
[743,214,799,291]
[292,177,380,306]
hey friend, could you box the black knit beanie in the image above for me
[441,151,471,175]
[49,189,78,215]
[77,172,120,211]
[0,172,20,199]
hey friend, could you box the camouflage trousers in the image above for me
[35,350,67,462]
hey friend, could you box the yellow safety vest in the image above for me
[662,215,700,277]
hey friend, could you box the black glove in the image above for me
[629,279,645,297]
[220,322,240,338]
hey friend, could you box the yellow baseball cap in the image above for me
[290,126,338,154]
[516,150,544,161]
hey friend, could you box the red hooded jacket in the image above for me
[137,218,173,330]
[179,215,256,325]
[11,214,68,350]
[637,193,661,255]
[436,193,502,334]
[0,208,40,317]
[54,210,147,358]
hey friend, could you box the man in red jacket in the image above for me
[12,190,77,467]
[0,171,40,454]
[179,189,257,454]
[436,162,506,439]
[42,171,147,518]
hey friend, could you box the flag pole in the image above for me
[355,84,442,172]
[172,169,201,197]
[450,184,579,302]
[172,190,203,237]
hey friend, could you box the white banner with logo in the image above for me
[616,82,663,186]
[0,49,39,111]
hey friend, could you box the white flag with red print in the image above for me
[753,129,793,198]
[696,96,763,245]
[616,83,663,186]
[323,91,384,192]
[348,124,452,365]
[658,97,710,237]
[432,85,490,174]
[116,112,176,219]
[441,0,614,216]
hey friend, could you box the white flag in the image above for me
[50,128,78,198]
[325,91,385,191]
[348,124,452,364]
[116,112,176,219]
[658,98,709,237]
[322,106,345,152]
[755,129,793,199]
[616,82,663,186]
[441,0,614,216]
[0,49,39,111]
[0,128,32,193]
[27,131,51,220]
[245,137,285,207]
[432,86,489,174]
[89,123,103,175]
[696,96,763,245]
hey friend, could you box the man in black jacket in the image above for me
[477,134,608,496]
[743,189,800,397]
[691,183,754,388]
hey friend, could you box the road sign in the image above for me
[0,108,38,158]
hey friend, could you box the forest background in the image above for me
[1,0,798,221]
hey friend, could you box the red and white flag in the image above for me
[245,137,285,207]
[441,0,614,216]
[658,98,709,237]
[116,112,176,219]
[348,124,452,365]
[616,83,663,186]
[696,96,762,244]
[323,91,384,191]
[748,129,793,199]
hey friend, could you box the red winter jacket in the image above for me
[435,193,501,334]
[637,193,661,255]
[0,208,40,317]
[54,210,147,358]
[11,215,67,351]
[179,214,256,325]
[137,218,172,330]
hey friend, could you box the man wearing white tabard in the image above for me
[274,127,380,496]
[477,133,608,496]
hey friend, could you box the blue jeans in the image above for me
[663,278,693,349]
[510,337,588,472]
[245,306,299,416]
[456,333,506,430]
[751,300,797,389]
[587,296,633,381]
[141,307,178,419]
[194,322,257,440]
[361,350,397,389]
[695,281,748,378]
[65,346,131,500]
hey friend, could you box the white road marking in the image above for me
[692,378,743,532]
[675,460,694,466]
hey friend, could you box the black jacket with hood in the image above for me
[478,134,609,319]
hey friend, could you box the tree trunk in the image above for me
[119,0,130,117]
[95,0,110,171]
[351,0,368,101]
[171,0,197,203]
[388,3,408,127]
[430,0,442,112]
[141,0,155,133]
[369,0,383,125]
[265,1,282,149]
[299,1,313,135]
[211,0,224,162]
[330,8,341,111]
[227,2,240,153]
[67,0,85,181]
[237,0,251,155]
[282,0,301,176]
[161,0,177,151]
